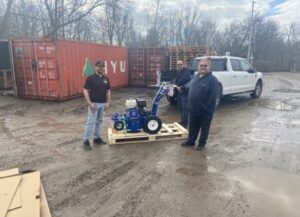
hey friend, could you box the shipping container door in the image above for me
[145,48,166,86]
[0,41,15,93]
[13,41,38,97]
[129,48,146,86]
[13,40,60,99]
[34,41,60,99]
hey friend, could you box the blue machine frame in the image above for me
[112,83,171,134]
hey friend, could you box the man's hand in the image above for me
[89,103,97,112]
[105,102,110,110]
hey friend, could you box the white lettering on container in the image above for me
[104,61,108,74]
[111,61,117,74]
[120,61,126,73]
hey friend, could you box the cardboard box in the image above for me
[0,168,51,217]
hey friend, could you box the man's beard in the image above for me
[96,70,103,75]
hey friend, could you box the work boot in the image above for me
[83,140,92,150]
[93,137,107,145]
[181,141,195,147]
[195,144,205,151]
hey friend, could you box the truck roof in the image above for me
[193,56,245,60]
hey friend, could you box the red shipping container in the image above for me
[145,48,166,86]
[12,39,128,101]
[129,47,166,87]
[129,48,146,86]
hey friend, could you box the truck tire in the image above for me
[251,80,263,98]
[143,116,162,134]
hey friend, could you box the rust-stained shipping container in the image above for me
[145,48,166,86]
[128,48,146,86]
[12,39,128,101]
[129,47,166,86]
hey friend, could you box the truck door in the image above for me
[230,58,248,92]
[240,59,256,91]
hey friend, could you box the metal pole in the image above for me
[247,0,254,63]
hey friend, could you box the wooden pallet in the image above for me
[108,122,188,145]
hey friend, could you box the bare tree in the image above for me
[9,0,43,38]
[115,11,130,45]
[145,0,163,46]
[0,0,14,38]
[286,22,299,72]
[99,0,132,45]
[195,18,217,47]
[38,0,103,39]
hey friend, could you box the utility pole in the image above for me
[247,0,255,64]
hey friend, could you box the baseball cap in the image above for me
[95,60,105,67]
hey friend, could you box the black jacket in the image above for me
[186,72,219,116]
[174,67,191,96]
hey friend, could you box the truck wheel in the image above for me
[143,116,162,134]
[114,121,125,131]
[251,80,263,98]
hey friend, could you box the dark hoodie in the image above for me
[187,72,219,116]
[174,67,191,96]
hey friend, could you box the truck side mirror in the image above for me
[248,68,254,73]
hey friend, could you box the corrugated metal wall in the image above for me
[129,48,166,86]
[12,39,129,101]
[129,48,146,86]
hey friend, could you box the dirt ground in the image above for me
[1,72,300,217]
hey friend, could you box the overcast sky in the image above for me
[132,0,300,34]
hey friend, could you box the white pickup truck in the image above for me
[168,56,263,106]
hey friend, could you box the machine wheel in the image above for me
[251,80,263,98]
[114,121,125,131]
[143,116,162,134]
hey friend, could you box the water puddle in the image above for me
[273,89,300,93]
[249,100,295,111]
[0,119,9,134]
[228,167,300,217]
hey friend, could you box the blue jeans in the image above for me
[83,103,105,141]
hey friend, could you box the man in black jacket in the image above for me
[181,58,219,150]
[175,60,191,128]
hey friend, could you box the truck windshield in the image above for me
[190,58,227,71]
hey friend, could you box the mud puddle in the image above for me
[273,89,300,93]
[228,167,300,217]
[176,167,205,176]
[249,100,295,111]
[0,119,9,134]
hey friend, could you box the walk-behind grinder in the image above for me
[112,83,176,134]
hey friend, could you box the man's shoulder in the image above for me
[86,74,96,80]
[183,67,190,73]
[209,73,219,84]
[103,75,110,80]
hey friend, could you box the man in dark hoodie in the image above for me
[181,58,219,150]
[175,60,191,128]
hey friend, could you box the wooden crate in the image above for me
[108,122,188,145]
[168,46,208,70]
